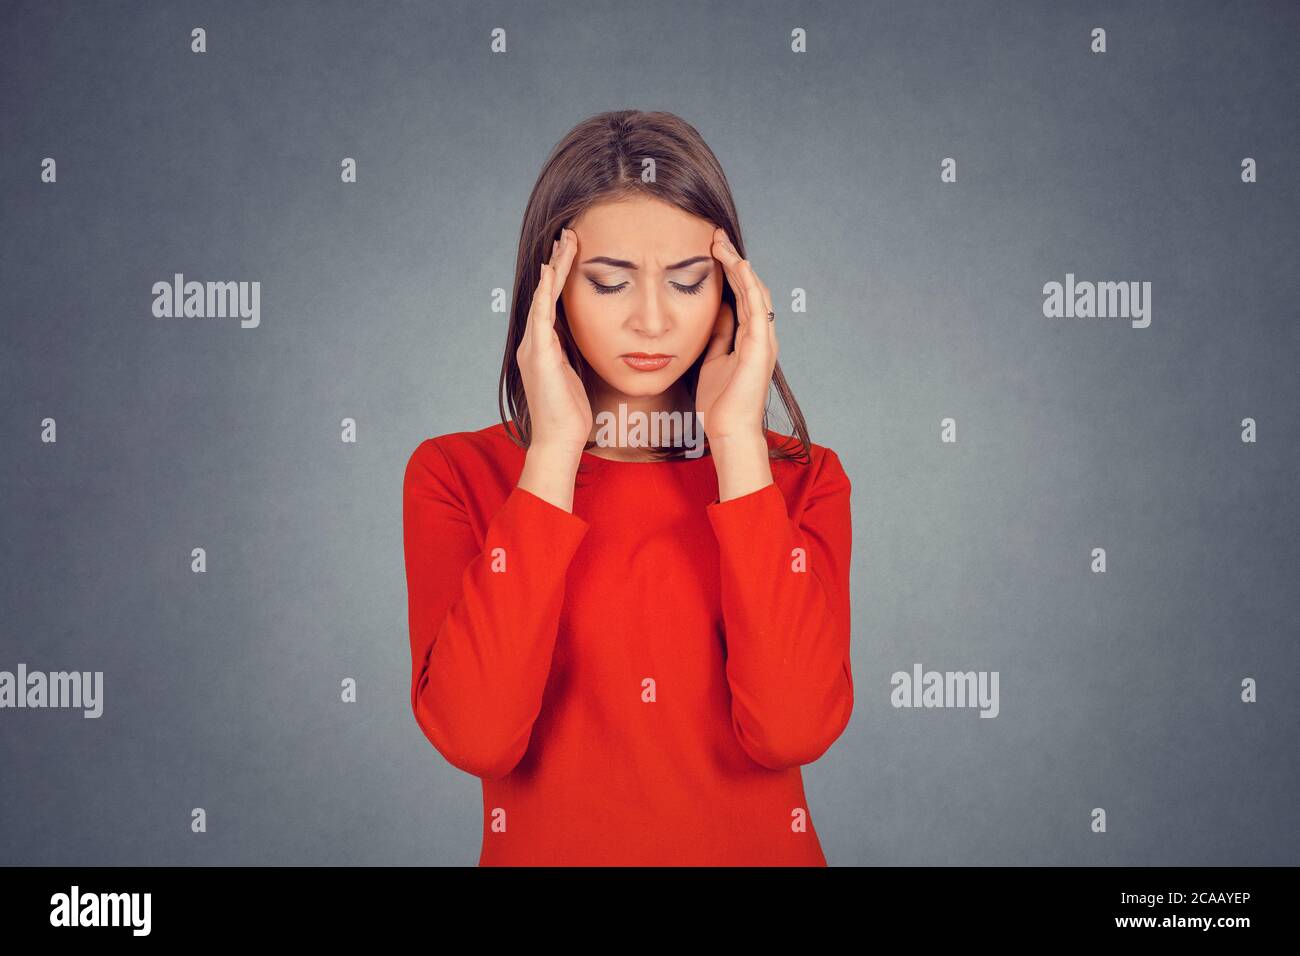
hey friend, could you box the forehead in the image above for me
[570,195,714,260]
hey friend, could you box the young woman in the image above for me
[402,110,854,866]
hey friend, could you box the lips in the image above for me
[621,353,672,371]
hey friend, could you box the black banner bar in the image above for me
[0,865,1285,941]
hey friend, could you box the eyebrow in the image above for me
[580,255,711,270]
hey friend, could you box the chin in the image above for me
[613,375,674,396]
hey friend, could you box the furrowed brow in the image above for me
[580,255,711,270]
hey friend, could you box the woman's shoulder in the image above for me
[764,429,850,495]
[418,421,517,457]
[763,429,844,468]
[405,422,521,483]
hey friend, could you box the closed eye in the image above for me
[587,278,707,296]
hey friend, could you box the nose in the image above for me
[629,284,670,339]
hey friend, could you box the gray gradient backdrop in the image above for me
[2,0,1297,865]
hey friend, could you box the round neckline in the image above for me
[580,447,715,466]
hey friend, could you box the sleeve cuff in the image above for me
[502,483,591,549]
[705,480,787,538]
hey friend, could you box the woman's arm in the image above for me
[402,437,588,779]
[705,445,854,771]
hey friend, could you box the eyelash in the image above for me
[588,279,706,296]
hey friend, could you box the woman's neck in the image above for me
[584,380,697,462]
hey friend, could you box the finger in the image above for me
[711,230,753,337]
[754,273,772,317]
[524,262,556,352]
[731,258,769,352]
[754,272,776,355]
[703,298,735,363]
[554,323,574,369]
[549,227,579,304]
[713,233,774,367]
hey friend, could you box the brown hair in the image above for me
[498,109,811,465]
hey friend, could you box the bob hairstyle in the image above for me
[498,109,811,465]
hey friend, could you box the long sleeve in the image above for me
[402,438,590,780]
[705,448,854,771]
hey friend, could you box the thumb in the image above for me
[703,299,735,363]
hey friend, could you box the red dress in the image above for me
[402,422,854,865]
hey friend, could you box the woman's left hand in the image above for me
[695,228,778,444]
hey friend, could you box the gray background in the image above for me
[2,0,1297,865]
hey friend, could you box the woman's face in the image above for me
[558,195,724,403]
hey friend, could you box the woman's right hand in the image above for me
[517,227,592,457]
